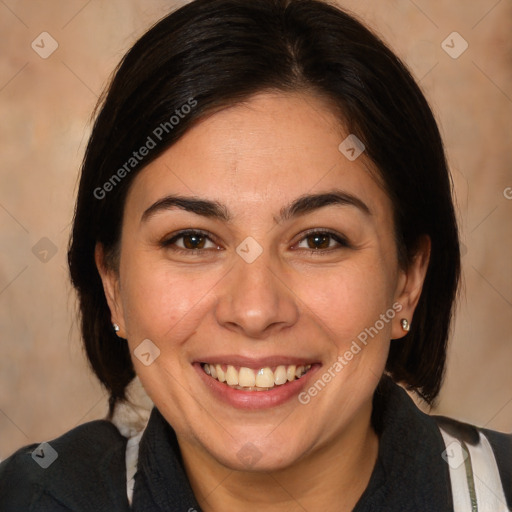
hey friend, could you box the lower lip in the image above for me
[194,363,321,409]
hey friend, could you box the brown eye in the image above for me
[295,231,349,251]
[182,233,207,249]
[305,233,331,249]
[163,230,219,251]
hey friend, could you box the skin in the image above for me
[97,92,430,511]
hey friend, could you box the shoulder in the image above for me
[481,425,512,509]
[434,414,512,458]
[370,379,511,510]
[434,415,512,510]
[0,420,128,512]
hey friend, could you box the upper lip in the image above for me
[195,355,319,370]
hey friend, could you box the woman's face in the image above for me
[99,92,428,471]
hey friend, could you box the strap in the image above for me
[109,377,153,505]
[125,430,144,504]
[439,426,509,511]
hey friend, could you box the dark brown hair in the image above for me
[68,0,460,410]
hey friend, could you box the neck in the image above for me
[179,402,379,512]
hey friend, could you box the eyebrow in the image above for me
[141,196,231,223]
[141,189,371,224]
[277,189,371,222]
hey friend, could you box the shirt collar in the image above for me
[353,377,452,510]
[132,377,452,511]
[132,407,201,511]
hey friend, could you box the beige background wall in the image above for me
[0,0,511,460]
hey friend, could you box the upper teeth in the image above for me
[203,363,312,389]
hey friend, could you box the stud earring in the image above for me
[113,323,120,333]
[401,319,410,332]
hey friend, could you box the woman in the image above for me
[0,0,510,510]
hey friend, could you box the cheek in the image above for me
[119,254,220,345]
[297,258,396,347]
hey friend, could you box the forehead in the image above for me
[125,92,392,222]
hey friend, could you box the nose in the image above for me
[214,250,300,339]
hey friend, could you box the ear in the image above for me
[391,235,431,340]
[95,243,126,338]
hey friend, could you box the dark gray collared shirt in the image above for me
[1,377,510,511]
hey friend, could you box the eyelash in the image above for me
[294,229,351,254]
[160,229,350,255]
[160,229,220,254]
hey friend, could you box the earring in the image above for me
[113,323,120,333]
[401,319,410,332]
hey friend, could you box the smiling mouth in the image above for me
[201,363,313,391]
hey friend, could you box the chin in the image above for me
[202,431,311,473]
